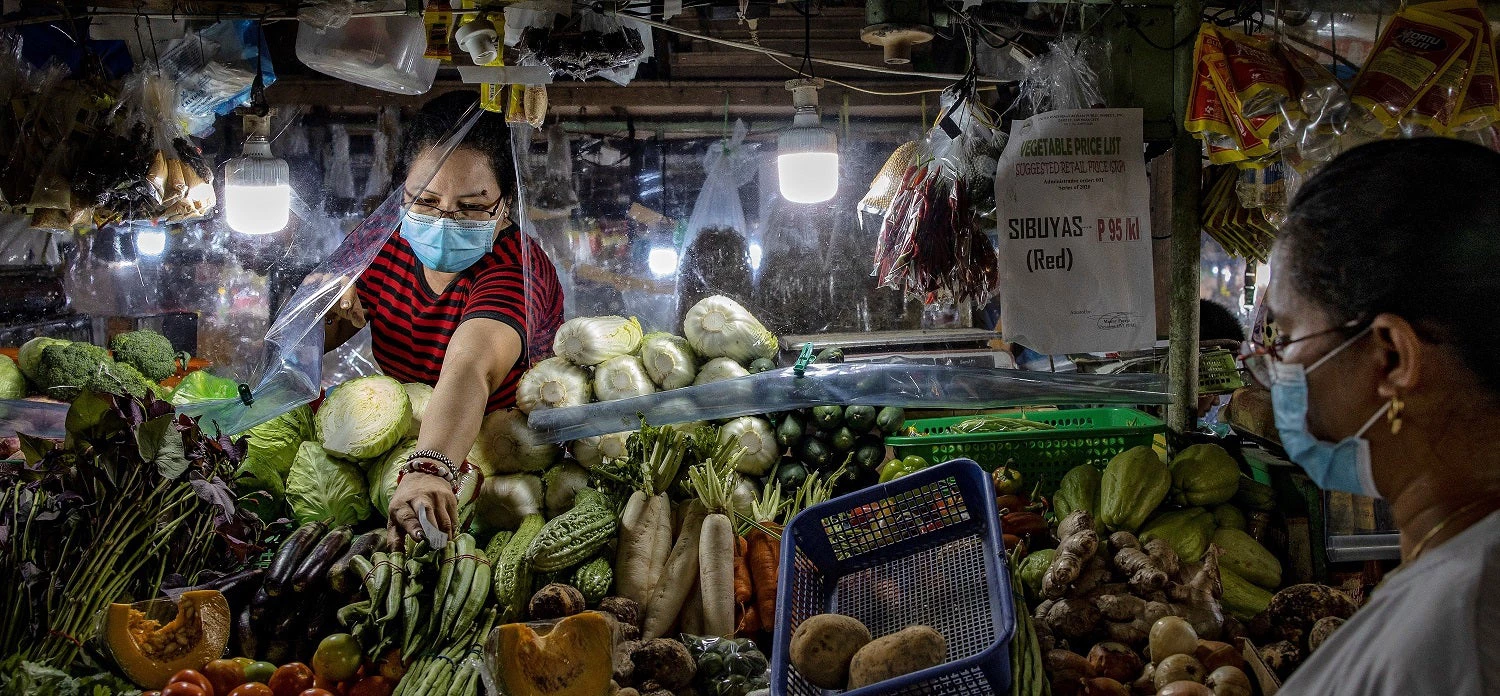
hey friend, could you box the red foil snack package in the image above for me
[1349,8,1473,132]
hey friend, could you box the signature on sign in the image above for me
[1093,312,1141,330]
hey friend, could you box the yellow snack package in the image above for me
[422,0,455,60]
[1349,7,1473,131]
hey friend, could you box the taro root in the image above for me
[1308,616,1346,653]
[528,583,586,619]
[1259,640,1302,680]
[630,639,695,690]
[598,596,642,628]
[1087,642,1143,682]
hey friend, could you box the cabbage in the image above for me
[552,315,643,366]
[694,357,749,386]
[720,416,778,475]
[516,357,591,414]
[641,333,698,390]
[285,441,373,526]
[593,355,656,402]
[476,473,543,531]
[369,440,417,515]
[233,404,314,496]
[572,430,632,471]
[317,375,412,462]
[17,336,67,382]
[468,409,559,475]
[683,295,778,364]
[403,383,434,439]
[170,370,239,406]
[0,355,24,399]
[543,461,591,518]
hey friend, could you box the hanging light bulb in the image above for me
[223,113,291,235]
[777,78,839,204]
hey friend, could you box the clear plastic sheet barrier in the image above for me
[526,363,1168,442]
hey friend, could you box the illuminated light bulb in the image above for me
[777,78,839,204]
[135,227,167,256]
[648,246,679,277]
[224,115,291,235]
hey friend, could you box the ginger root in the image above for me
[1096,594,1148,623]
[1115,547,1169,592]
[1142,538,1182,578]
[1043,523,1100,599]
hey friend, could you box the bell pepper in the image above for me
[991,465,1024,496]
[879,454,930,483]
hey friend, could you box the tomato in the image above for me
[167,671,215,696]
[312,633,363,682]
[297,690,337,696]
[162,683,209,696]
[227,684,275,696]
[143,692,163,696]
[376,650,404,681]
[267,663,315,696]
[347,676,394,696]
[231,658,255,670]
[244,662,278,685]
[203,658,247,694]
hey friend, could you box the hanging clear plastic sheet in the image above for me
[677,120,759,327]
[527,362,1167,442]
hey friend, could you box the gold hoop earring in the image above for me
[1388,395,1405,435]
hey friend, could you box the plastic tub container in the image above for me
[295,15,439,95]
[770,458,1015,696]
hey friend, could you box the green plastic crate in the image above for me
[885,408,1165,497]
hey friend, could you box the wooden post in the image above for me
[1166,0,1202,434]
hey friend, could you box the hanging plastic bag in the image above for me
[516,7,645,82]
[157,21,275,136]
[677,120,759,326]
[1010,35,1109,119]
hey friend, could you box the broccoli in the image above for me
[109,330,181,381]
[92,361,155,400]
[35,342,112,400]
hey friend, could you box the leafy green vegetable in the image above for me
[34,342,111,400]
[17,336,67,383]
[170,370,239,405]
[0,355,24,399]
[233,404,314,497]
[368,440,417,514]
[0,655,141,696]
[285,441,372,526]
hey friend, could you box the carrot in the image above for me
[736,602,761,636]
[615,490,653,604]
[643,503,706,639]
[699,512,735,637]
[733,535,753,605]
[748,524,782,625]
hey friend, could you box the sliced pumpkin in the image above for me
[104,589,232,689]
[489,611,615,696]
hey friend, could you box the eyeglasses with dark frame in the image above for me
[403,194,504,222]
[1240,318,1370,387]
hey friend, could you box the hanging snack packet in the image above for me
[1423,0,1500,130]
[1277,42,1348,162]
[1217,27,1296,135]
[1188,27,1257,165]
[1402,10,1482,134]
[1348,7,1473,133]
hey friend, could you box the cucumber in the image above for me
[843,405,878,433]
[853,440,885,470]
[798,437,832,469]
[812,347,844,364]
[776,413,805,448]
[876,406,906,435]
[830,426,856,452]
[266,521,327,596]
[812,405,843,429]
[748,358,776,373]
[774,460,808,491]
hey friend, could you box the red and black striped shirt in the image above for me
[356,224,564,413]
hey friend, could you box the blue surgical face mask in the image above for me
[1269,326,1389,498]
[401,210,496,273]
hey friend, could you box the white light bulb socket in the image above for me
[455,18,500,66]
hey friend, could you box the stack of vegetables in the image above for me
[3,330,189,402]
[1006,442,1358,695]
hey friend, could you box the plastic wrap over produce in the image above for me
[527,362,1167,442]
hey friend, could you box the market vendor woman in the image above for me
[325,92,563,543]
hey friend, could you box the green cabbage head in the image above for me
[0,355,24,399]
[233,404,314,497]
[369,440,417,516]
[285,441,372,527]
[317,375,412,462]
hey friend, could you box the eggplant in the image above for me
[193,568,264,603]
[234,602,258,660]
[249,586,275,623]
[265,521,327,596]
[290,525,353,594]
[328,530,386,595]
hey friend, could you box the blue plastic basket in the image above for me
[769,459,1015,696]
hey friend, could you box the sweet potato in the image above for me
[788,613,871,689]
[847,625,947,689]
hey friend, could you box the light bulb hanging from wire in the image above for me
[223,21,291,235]
[777,0,839,204]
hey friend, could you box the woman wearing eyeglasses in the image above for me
[1244,138,1499,696]
[324,92,564,544]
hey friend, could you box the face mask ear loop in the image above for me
[1354,400,1393,438]
[1306,325,1374,375]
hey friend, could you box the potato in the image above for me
[789,613,871,689]
[848,625,947,689]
